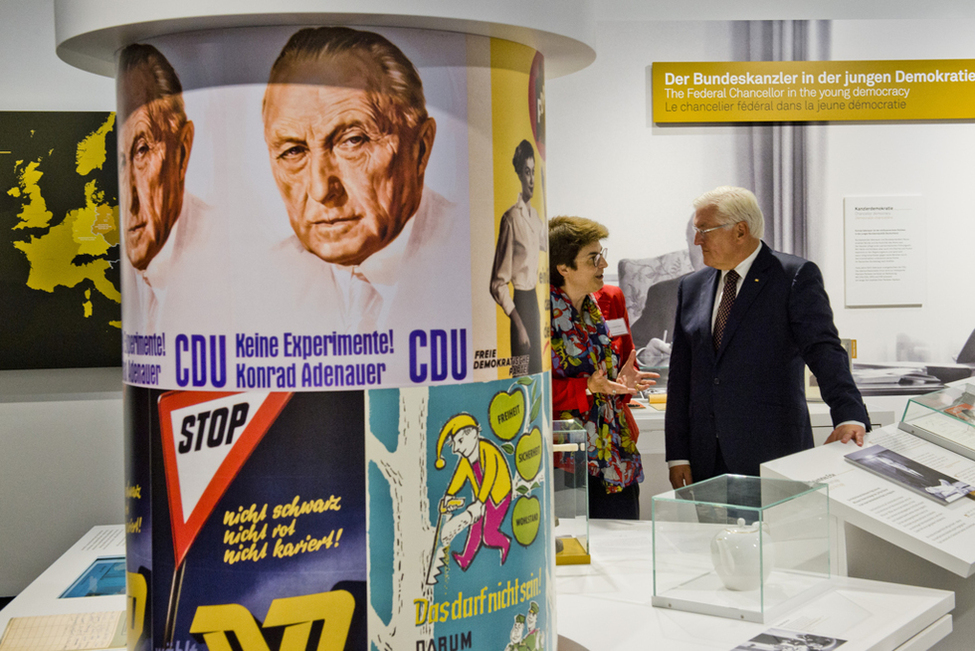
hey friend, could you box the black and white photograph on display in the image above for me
[730,627,846,651]
[845,444,975,505]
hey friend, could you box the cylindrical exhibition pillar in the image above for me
[56,5,594,651]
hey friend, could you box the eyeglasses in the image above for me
[585,248,607,268]
[694,222,741,238]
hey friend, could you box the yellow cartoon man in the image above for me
[436,414,513,569]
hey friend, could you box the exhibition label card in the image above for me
[843,195,925,307]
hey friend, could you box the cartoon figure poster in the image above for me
[367,374,554,651]
[125,375,553,651]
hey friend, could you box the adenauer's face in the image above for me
[263,53,436,267]
[526,611,537,630]
[518,157,535,201]
[119,70,193,271]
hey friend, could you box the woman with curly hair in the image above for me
[549,216,656,519]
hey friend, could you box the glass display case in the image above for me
[651,474,830,623]
[899,383,975,461]
[553,419,590,565]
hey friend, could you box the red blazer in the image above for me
[594,284,637,368]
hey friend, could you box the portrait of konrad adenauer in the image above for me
[118,43,222,335]
[261,26,466,335]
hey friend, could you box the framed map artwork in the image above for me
[0,111,120,369]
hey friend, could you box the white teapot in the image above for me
[710,517,774,591]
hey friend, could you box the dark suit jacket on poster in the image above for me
[629,274,683,349]
[665,242,869,479]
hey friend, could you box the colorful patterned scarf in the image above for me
[550,285,643,493]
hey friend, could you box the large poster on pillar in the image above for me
[474,40,550,381]
[119,24,555,651]
[118,26,548,392]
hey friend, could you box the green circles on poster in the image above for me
[515,427,542,481]
[512,496,540,546]
[488,389,526,441]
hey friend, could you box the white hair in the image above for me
[693,186,765,240]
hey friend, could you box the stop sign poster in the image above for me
[125,388,369,651]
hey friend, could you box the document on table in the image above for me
[0,612,125,651]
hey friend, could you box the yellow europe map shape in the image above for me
[7,114,121,326]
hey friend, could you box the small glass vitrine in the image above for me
[899,383,975,461]
[651,474,830,622]
[553,418,589,565]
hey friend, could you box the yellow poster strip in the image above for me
[490,39,548,379]
[652,59,975,123]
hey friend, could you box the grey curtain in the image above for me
[734,20,831,258]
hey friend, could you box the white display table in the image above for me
[632,400,896,518]
[556,520,953,650]
[0,526,126,644]
[0,523,954,651]
[762,424,975,651]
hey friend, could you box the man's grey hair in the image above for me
[693,186,765,240]
[266,26,428,131]
[117,43,187,135]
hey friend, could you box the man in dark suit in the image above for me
[666,186,869,488]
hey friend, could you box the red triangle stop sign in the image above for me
[158,391,292,566]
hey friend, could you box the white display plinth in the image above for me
[762,425,975,578]
[762,422,975,651]
[0,524,955,651]
[0,526,126,638]
[557,520,953,650]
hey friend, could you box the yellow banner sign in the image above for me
[652,59,975,123]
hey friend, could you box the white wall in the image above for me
[820,19,975,363]
[0,0,121,596]
[547,21,752,264]
[0,389,124,596]
[0,0,114,110]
